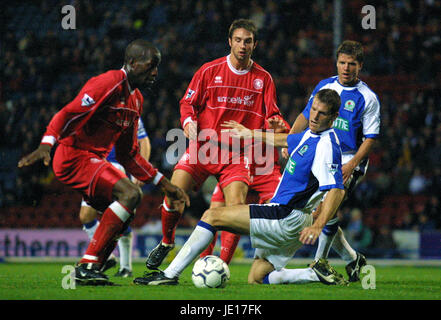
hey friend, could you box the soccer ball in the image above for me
[191,255,230,288]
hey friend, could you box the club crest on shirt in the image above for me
[297,145,309,156]
[344,100,355,112]
[253,78,263,90]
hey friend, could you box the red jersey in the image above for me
[41,69,162,184]
[180,55,284,134]
[250,116,291,176]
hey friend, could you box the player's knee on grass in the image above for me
[248,270,262,284]
[248,258,274,284]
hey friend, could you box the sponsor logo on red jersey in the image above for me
[115,119,131,127]
[217,94,255,106]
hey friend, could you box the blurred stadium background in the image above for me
[1,0,440,263]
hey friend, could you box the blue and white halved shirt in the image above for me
[302,76,381,154]
[270,128,344,214]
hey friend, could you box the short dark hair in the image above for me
[124,39,159,64]
[336,40,364,64]
[315,89,341,114]
[228,19,258,42]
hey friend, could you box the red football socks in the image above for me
[220,231,240,264]
[199,231,240,264]
[161,197,182,245]
[80,202,132,265]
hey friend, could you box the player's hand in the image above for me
[131,176,145,187]
[342,162,356,185]
[281,148,289,159]
[160,178,190,208]
[221,120,253,139]
[267,117,287,133]
[184,121,197,141]
[18,144,52,168]
[299,225,322,245]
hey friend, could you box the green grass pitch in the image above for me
[1,262,441,300]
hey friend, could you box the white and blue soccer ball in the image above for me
[191,255,230,288]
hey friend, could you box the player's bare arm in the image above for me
[267,117,288,133]
[282,113,309,159]
[299,188,345,245]
[17,144,52,168]
[221,120,288,147]
[342,138,376,184]
[132,136,151,186]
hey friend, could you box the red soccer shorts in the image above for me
[52,144,127,211]
[211,164,282,204]
[174,145,250,190]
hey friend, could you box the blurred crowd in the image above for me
[1,0,440,247]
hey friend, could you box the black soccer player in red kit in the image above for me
[18,39,189,285]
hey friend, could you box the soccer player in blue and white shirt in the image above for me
[133,89,347,286]
[285,40,381,282]
[80,118,151,277]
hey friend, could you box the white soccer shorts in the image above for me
[249,203,313,270]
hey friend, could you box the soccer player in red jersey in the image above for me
[200,117,289,264]
[146,19,287,269]
[18,39,189,285]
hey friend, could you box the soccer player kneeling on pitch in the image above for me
[283,40,378,282]
[134,89,348,286]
